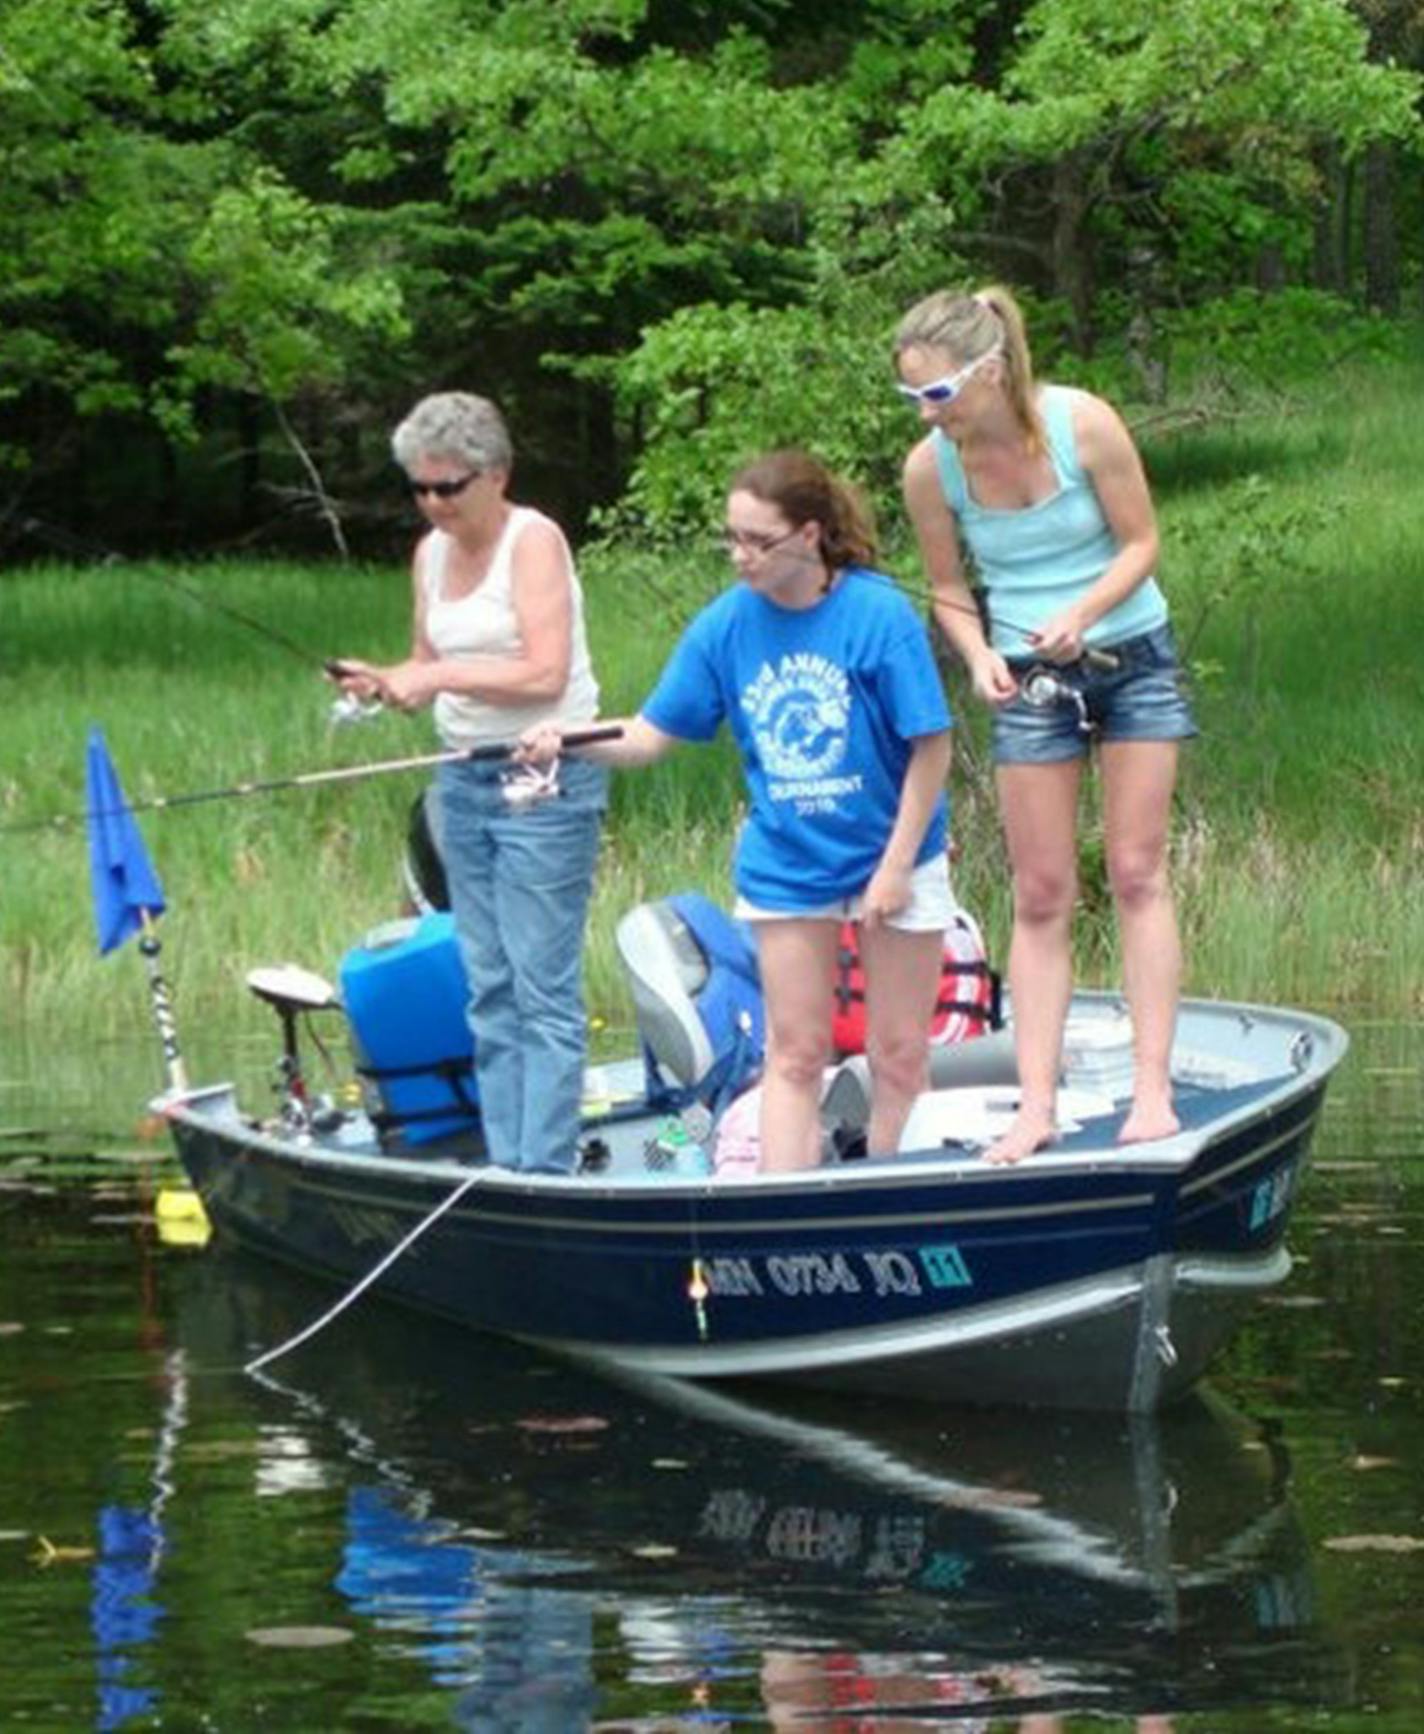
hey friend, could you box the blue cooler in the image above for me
[339,913,480,1147]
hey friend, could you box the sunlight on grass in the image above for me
[3,354,1422,1044]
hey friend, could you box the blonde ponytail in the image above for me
[895,283,1044,452]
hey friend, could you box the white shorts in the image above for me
[734,853,955,933]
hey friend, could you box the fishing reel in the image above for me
[499,759,561,807]
[1019,666,1092,734]
[328,692,384,728]
[324,658,384,729]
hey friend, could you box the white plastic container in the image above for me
[1061,1016,1136,1098]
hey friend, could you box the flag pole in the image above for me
[138,909,188,1095]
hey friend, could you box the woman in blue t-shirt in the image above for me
[528,450,955,1172]
[897,284,1196,1167]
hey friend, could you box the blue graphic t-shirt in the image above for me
[642,569,952,909]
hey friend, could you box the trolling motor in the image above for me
[245,964,346,1136]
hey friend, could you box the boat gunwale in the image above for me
[159,1034,1337,1211]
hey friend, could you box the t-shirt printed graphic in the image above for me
[642,570,952,910]
[743,653,862,814]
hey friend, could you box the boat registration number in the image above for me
[700,1244,973,1301]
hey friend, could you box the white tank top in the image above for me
[420,506,600,749]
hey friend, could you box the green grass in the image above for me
[3,350,1422,1062]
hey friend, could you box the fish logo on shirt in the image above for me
[742,655,851,782]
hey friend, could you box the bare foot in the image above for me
[1118,1097,1180,1145]
[983,1108,1057,1167]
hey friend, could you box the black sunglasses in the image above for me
[407,470,480,501]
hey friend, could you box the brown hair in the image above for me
[730,449,878,571]
[894,283,1043,451]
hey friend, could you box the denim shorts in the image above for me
[991,623,1198,765]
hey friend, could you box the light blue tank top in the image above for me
[932,385,1167,656]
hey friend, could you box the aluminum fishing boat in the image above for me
[161,897,1348,1412]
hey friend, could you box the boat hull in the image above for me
[167,1018,1336,1412]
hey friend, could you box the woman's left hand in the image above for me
[860,862,912,929]
[375,660,437,712]
[327,658,384,703]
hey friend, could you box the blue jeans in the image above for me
[991,623,1198,764]
[435,754,607,1173]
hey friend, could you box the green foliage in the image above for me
[1,0,1421,551]
[161,171,408,439]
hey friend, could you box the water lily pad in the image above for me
[245,1625,355,1647]
[185,1438,264,1459]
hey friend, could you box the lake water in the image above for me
[0,1020,1420,1731]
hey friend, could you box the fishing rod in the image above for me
[12,513,380,718]
[122,561,382,721]
[660,538,1121,673]
[1,728,626,837]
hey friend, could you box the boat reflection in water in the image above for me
[185,1251,1343,1729]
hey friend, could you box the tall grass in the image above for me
[3,350,1422,1065]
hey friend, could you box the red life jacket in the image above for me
[830,910,999,1055]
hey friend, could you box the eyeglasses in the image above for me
[721,524,804,558]
[895,347,1001,407]
[407,471,480,501]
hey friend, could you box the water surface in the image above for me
[1,1020,1420,1730]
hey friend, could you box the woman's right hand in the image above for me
[325,658,384,704]
[516,724,564,766]
[969,647,1018,707]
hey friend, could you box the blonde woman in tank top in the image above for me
[896,286,1196,1168]
[332,393,607,1173]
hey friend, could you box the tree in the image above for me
[885,0,1421,344]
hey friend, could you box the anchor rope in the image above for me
[243,1166,487,1375]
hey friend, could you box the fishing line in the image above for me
[13,513,344,675]
[635,538,1120,671]
[139,568,333,673]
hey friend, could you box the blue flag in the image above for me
[86,726,166,956]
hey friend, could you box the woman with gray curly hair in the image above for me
[333,392,606,1174]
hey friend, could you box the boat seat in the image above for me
[614,897,765,1104]
[821,1029,1020,1132]
[615,902,716,1086]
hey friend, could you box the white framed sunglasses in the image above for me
[896,347,1001,407]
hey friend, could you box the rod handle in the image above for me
[459,724,625,764]
[560,725,626,751]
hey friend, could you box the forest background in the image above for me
[3,0,1424,1061]
[3,0,1422,557]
